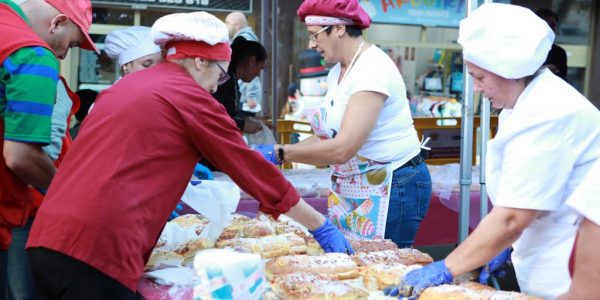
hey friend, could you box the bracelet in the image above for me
[277,145,285,162]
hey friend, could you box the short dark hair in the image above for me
[535,8,559,22]
[74,89,98,122]
[324,25,363,38]
[230,36,267,69]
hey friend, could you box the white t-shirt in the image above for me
[566,159,600,226]
[321,45,420,163]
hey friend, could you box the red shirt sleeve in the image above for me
[175,90,300,218]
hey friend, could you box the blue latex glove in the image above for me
[479,247,512,284]
[169,202,184,221]
[384,260,453,299]
[193,163,213,180]
[308,219,354,254]
[251,144,280,165]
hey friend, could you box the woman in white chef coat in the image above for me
[386,3,600,299]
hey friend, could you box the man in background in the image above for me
[0,0,97,298]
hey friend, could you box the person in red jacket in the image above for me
[26,11,352,300]
[0,0,97,297]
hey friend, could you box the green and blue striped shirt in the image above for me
[1,0,59,145]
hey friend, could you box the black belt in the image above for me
[399,154,424,169]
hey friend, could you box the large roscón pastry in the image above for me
[352,248,433,266]
[360,263,422,290]
[265,253,359,280]
[419,283,543,300]
[349,239,398,253]
[170,214,210,235]
[144,249,184,271]
[173,238,216,265]
[218,218,276,240]
[215,232,307,258]
[272,220,311,242]
[268,272,369,300]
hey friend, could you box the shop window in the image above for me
[92,7,134,25]
[140,9,227,26]
[78,34,118,91]
[567,67,586,93]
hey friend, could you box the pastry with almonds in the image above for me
[267,272,368,300]
[360,263,422,290]
[265,253,359,280]
[352,248,433,266]
[144,249,183,271]
[173,238,215,265]
[218,218,275,240]
[170,213,210,235]
[419,282,543,300]
[349,239,398,253]
[216,232,307,258]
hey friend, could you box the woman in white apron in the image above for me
[265,0,432,248]
[387,4,600,299]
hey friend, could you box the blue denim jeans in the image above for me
[384,161,432,248]
[7,218,35,300]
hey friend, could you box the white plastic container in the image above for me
[193,249,265,300]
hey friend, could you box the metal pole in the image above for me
[479,97,490,220]
[458,0,479,243]
[479,0,493,222]
[477,0,494,272]
[260,0,268,46]
[260,0,269,120]
[270,0,279,139]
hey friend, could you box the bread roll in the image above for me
[270,272,368,300]
[265,253,359,280]
[144,249,183,271]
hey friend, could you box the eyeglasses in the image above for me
[215,62,230,85]
[308,26,330,42]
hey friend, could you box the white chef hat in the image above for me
[151,11,231,61]
[457,3,555,79]
[104,26,161,67]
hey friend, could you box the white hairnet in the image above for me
[458,3,555,79]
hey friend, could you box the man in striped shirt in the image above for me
[0,0,98,297]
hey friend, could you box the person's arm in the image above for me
[184,92,351,252]
[294,135,321,146]
[444,206,539,276]
[285,198,326,230]
[280,91,385,166]
[557,218,600,300]
[242,77,261,109]
[2,47,60,189]
[4,141,56,189]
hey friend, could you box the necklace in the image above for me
[331,41,366,106]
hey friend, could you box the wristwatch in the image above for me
[277,145,285,162]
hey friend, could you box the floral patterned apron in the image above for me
[307,106,394,240]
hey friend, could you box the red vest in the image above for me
[0,2,55,246]
[29,77,80,216]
